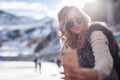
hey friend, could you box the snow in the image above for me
[0,61,63,80]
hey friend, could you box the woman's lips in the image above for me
[72,25,81,31]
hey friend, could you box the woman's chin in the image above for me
[73,30,81,34]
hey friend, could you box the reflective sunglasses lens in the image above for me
[66,20,74,28]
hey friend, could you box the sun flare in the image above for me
[57,0,97,9]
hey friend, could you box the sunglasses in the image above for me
[66,17,83,28]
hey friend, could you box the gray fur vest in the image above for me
[77,23,119,80]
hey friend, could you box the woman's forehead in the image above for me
[67,10,80,19]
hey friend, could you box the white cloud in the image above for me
[0,2,47,10]
[0,1,48,19]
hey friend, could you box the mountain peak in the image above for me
[0,10,35,25]
[0,10,5,14]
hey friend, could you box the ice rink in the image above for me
[0,61,62,80]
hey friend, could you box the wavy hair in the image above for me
[57,6,91,49]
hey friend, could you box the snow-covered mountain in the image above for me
[0,10,58,30]
[0,10,60,61]
[0,10,37,25]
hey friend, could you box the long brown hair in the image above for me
[57,6,91,49]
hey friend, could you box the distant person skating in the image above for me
[34,57,41,73]
[56,58,61,68]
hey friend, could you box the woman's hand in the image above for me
[61,64,99,80]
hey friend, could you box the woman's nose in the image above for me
[73,20,78,26]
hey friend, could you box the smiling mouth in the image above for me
[73,25,80,30]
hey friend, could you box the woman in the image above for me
[57,6,119,80]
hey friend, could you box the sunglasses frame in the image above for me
[66,17,83,28]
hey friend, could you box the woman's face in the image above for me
[66,10,83,34]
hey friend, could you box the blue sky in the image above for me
[0,0,97,19]
[0,0,59,9]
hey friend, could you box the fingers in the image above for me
[61,71,71,80]
[62,63,83,75]
[60,64,86,80]
[61,70,85,80]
